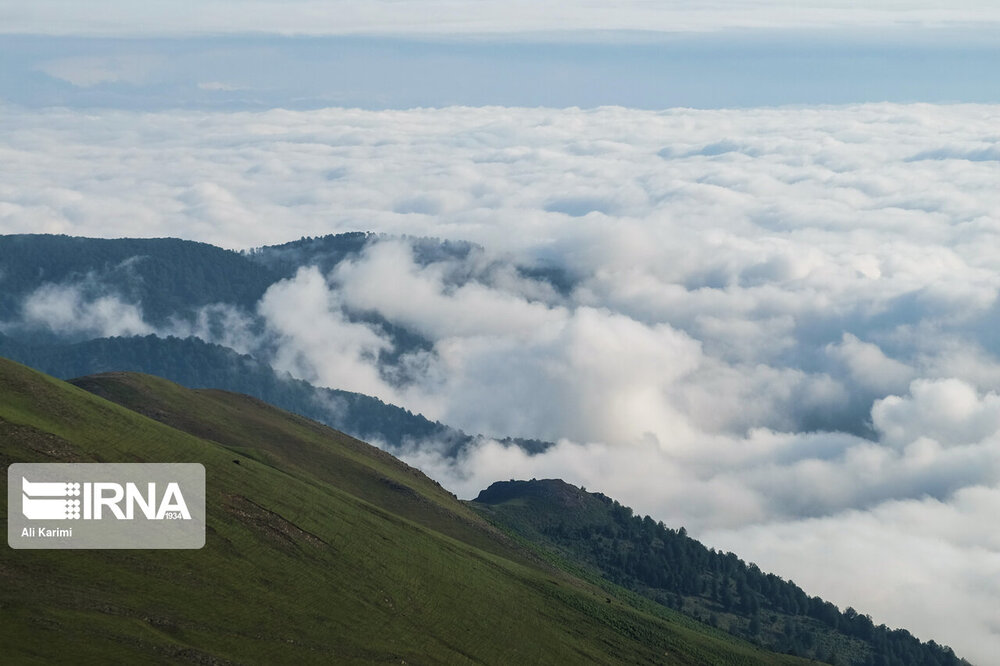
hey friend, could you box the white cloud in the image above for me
[166,303,260,356]
[256,266,392,398]
[332,240,566,341]
[36,55,163,87]
[19,283,154,337]
[197,81,245,92]
[873,378,1000,448]
[827,333,914,394]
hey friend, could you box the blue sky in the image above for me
[2,29,999,109]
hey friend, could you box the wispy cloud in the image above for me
[20,282,154,337]
[35,55,163,87]
[197,81,245,92]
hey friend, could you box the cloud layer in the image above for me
[3,102,1000,660]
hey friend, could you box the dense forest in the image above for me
[0,234,277,326]
[474,480,969,666]
[244,231,478,278]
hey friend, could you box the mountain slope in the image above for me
[70,369,510,560]
[0,358,808,665]
[471,479,969,666]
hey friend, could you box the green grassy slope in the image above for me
[70,370,514,562]
[0,358,809,665]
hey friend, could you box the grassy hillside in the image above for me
[471,480,968,666]
[0,357,809,665]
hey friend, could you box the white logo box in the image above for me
[8,463,205,549]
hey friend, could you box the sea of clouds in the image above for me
[3,103,1000,661]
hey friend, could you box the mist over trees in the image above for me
[0,332,480,455]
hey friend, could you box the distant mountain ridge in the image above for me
[0,234,278,328]
[244,230,480,280]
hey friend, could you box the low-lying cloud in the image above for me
[19,283,154,338]
[3,102,1000,661]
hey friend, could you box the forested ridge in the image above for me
[474,479,970,666]
[0,234,277,325]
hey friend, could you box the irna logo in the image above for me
[8,463,205,549]
[21,477,192,521]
